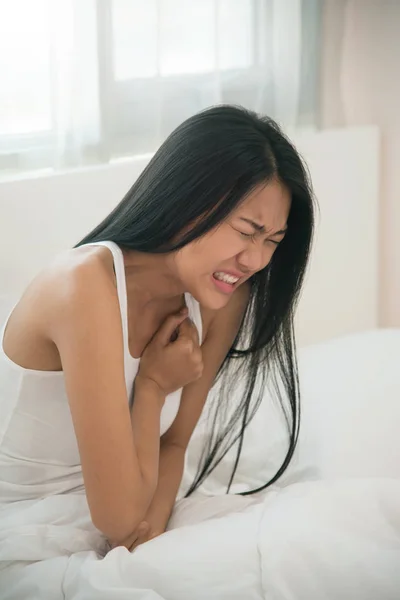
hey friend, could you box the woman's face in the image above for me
[174,179,291,310]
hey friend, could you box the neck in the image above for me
[122,249,185,309]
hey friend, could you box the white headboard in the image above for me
[293,126,380,345]
[0,126,380,347]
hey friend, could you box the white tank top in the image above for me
[0,241,203,504]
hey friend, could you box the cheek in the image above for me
[175,228,244,280]
[201,228,244,259]
[265,244,279,265]
[174,243,213,279]
[194,232,239,264]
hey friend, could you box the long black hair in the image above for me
[77,105,315,496]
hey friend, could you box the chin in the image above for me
[193,288,231,311]
[188,275,233,310]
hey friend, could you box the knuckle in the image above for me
[177,337,190,351]
[184,339,194,352]
[195,362,203,375]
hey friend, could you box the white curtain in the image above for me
[0,0,320,177]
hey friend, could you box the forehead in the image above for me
[234,180,291,228]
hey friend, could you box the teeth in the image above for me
[214,272,239,285]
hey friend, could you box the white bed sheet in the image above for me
[1,478,399,600]
[1,329,400,599]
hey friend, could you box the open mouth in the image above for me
[212,271,240,294]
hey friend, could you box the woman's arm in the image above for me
[124,282,251,550]
[45,257,163,543]
[45,255,190,545]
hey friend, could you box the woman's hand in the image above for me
[137,308,203,396]
[110,520,164,552]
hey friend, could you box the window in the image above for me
[0,0,321,178]
[0,0,53,172]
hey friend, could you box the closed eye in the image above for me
[237,229,282,245]
[231,226,255,240]
[233,225,284,246]
[238,231,254,239]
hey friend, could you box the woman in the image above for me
[0,106,314,556]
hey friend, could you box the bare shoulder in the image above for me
[3,245,118,370]
[17,246,114,320]
[201,280,251,343]
[44,245,117,321]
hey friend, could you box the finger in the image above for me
[137,521,150,536]
[128,521,150,551]
[130,534,147,552]
[192,348,203,363]
[155,308,188,346]
[131,528,162,551]
[178,318,200,345]
[177,337,194,353]
[129,536,141,552]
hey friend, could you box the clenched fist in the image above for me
[137,308,203,397]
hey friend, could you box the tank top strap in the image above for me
[184,292,203,345]
[85,242,203,348]
[84,241,130,356]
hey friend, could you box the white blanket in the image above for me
[1,478,400,600]
[1,329,400,599]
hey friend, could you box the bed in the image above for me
[1,328,399,600]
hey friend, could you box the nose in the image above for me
[237,244,271,274]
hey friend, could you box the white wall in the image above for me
[0,127,380,347]
[294,126,379,345]
[321,0,400,327]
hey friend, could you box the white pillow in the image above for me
[180,329,400,496]
[293,328,400,481]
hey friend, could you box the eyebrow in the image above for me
[239,217,287,236]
